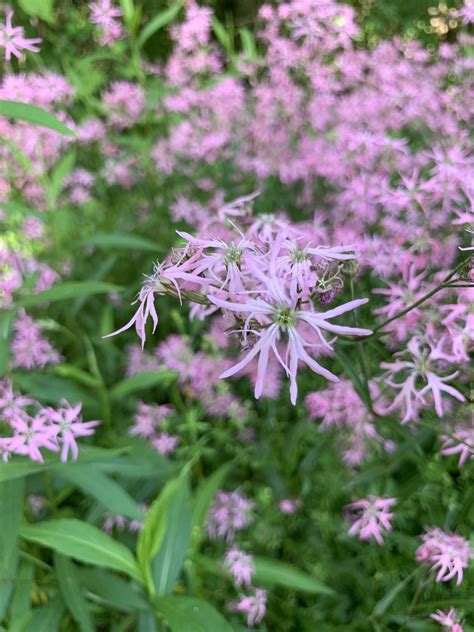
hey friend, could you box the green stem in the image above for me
[350,278,374,414]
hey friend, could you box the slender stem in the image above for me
[350,278,374,414]
[368,258,471,338]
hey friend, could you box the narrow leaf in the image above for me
[158,597,233,632]
[0,478,25,619]
[190,463,231,555]
[16,281,122,308]
[18,0,55,23]
[137,476,184,596]
[138,3,183,47]
[8,560,34,632]
[111,370,176,400]
[20,519,142,582]
[79,568,149,613]
[47,150,76,208]
[151,480,192,596]
[24,597,65,632]
[54,554,94,632]
[254,557,334,595]
[81,232,164,253]
[0,101,73,135]
[57,465,145,521]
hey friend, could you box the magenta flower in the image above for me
[41,401,101,462]
[223,549,255,587]
[417,527,473,585]
[379,337,465,423]
[211,277,371,404]
[440,416,474,467]
[0,9,41,61]
[206,490,254,543]
[7,412,58,463]
[346,496,396,545]
[431,609,464,632]
[231,588,267,628]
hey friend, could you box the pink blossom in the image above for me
[0,9,41,61]
[278,498,300,514]
[206,490,254,543]
[231,589,267,628]
[223,548,255,587]
[379,337,465,423]
[417,527,473,585]
[431,609,464,632]
[346,496,396,545]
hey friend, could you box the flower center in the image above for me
[224,245,242,266]
[274,306,297,329]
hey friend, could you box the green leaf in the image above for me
[18,0,55,23]
[97,441,174,481]
[0,478,25,619]
[46,150,76,208]
[57,464,145,521]
[16,281,123,308]
[372,570,418,617]
[0,309,14,376]
[24,597,65,632]
[137,476,184,596]
[254,558,334,595]
[79,568,149,613]
[138,3,183,47]
[20,519,142,582]
[190,463,231,555]
[54,554,94,632]
[110,370,177,400]
[12,372,96,407]
[80,232,164,253]
[0,201,41,218]
[334,346,372,410]
[239,28,257,59]
[151,479,192,596]
[158,597,233,632]
[0,446,125,483]
[212,17,232,54]
[8,560,34,632]
[0,101,73,135]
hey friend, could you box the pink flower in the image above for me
[7,412,58,463]
[0,9,41,61]
[10,311,61,370]
[379,337,465,423]
[223,548,255,587]
[440,415,474,466]
[151,433,180,456]
[431,608,464,632]
[346,496,396,545]
[416,527,473,585]
[211,277,371,404]
[206,490,254,543]
[231,589,267,628]
[278,498,300,514]
[41,401,100,462]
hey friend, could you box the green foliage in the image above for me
[0,101,73,135]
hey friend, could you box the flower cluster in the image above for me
[107,195,371,404]
[416,527,473,585]
[88,0,123,46]
[306,380,394,465]
[206,489,254,544]
[0,380,100,462]
[10,310,61,370]
[129,401,179,456]
[431,609,464,632]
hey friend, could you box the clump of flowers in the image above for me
[129,401,179,456]
[88,0,123,46]
[416,527,473,585]
[223,548,255,588]
[206,489,255,544]
[102,81,145,129]
[0,380,100,463]
[10,310,61,370]
[106,194,372,404]
[306,380,394,465]
[345,496,396,545]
